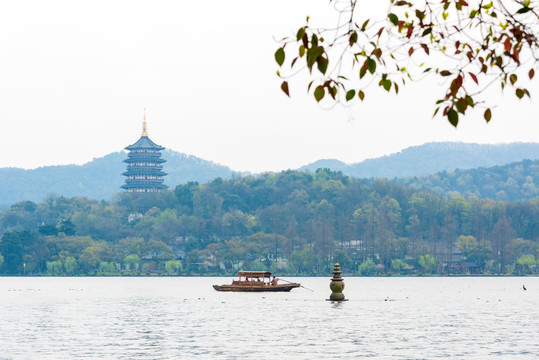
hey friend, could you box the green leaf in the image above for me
[349,31,358,46]
[455,98,468,113]
[314,86,325,102]
[465,95,475,107]
[299,45,305,58]
[296,27,305,41]
[422,28,432,37]
[440,70,452,76]
[484,108,492,122]
[316,56,328,74]
[358,90,365,101]
[361,19,370,31]
[345,89,356,101]
[447,108,459,127]
[366,58,376,74]
[388,13,399,26]
[516,88,525,99]
[381,79,392,91]
[510,74,518,85]
[275,48,285,66]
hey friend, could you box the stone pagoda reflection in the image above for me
[121,110,168,193]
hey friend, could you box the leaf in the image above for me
[360,61,367,79]
[366,58,376,74]
[388,13,399,26]
[296,27,305,42]
[510,74,518,85]
[316,56,328,74]
[504,38,511,52]
[420,44,430,55]
[484,108,492,122]
[517,6,531,14]
[349,31,358,46]
[361,19,370,31]
[380,79,392,91]
[447,108,459,127]
[468,72,478,85]
[358,90,365,101]
[515,88,525,99]
[299,45,305,58]
[422,28,432,37]
[455,98,468,113]
[314,86,325,102]
[529,69,535,80]
[345,89,356,101]
[275,48,285,66]
[440,70,452,76]
[281,81,290,97]
[408,47,414,56]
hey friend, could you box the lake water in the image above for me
[0,276,537,359]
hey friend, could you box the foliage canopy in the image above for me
[275,0,538,126]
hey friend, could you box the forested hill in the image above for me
[0,169,537,276]
[0,150,237,208]
[301,142,539,178]
[395,159,539,202]
[1,142,538,208]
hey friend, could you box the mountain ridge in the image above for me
[0,142,537,207]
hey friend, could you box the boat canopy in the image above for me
[237,271,272,278]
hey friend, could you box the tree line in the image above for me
[0,169,537,276]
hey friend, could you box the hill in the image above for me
[394,159,539,202]
[300,142,539,178]
[0,150,237,208]
[1,142,538,208]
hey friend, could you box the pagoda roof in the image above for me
[125,135,165,151]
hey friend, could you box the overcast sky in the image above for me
[0,1,537,173]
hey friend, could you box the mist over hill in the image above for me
[300,142,539,178]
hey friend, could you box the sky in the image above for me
[0,1,537,173]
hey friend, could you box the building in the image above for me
[121,111,168,193]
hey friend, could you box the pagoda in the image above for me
[122,110,168,193]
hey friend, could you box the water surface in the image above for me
[0,277,537,359]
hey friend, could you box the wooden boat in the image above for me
[213,271,300,292]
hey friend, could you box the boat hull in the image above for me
[213,283,300,292]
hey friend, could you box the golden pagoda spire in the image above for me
[142,108,148,137]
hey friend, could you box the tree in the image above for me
[165,260,182,275]
[516,254,536,273]
[0,231,25,274]
[358,258,378,275]
[275,0,538,126]
[123,254,141,273]
[46,260,63,275]
[391,258,410,274]
[418,254,436,274]
[64,256,77,275]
